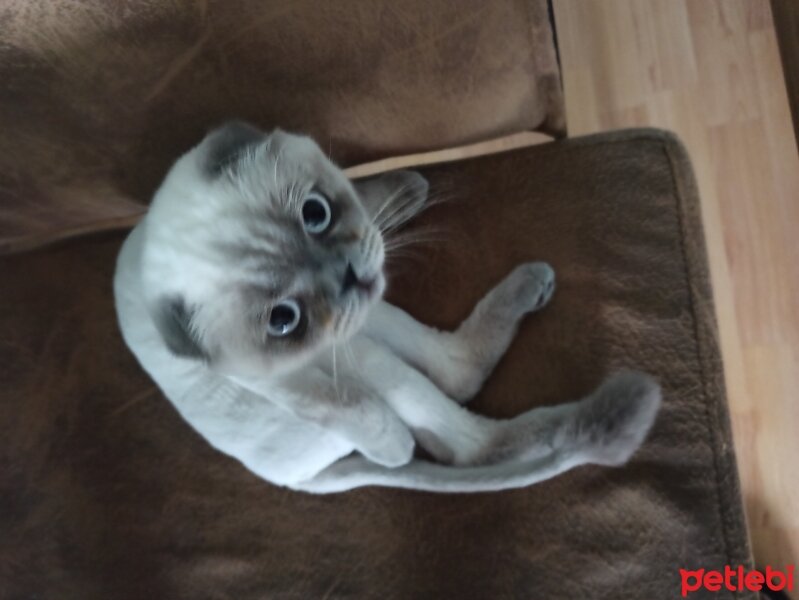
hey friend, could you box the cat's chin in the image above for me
[337,283,384,341]
[363,272,386,301]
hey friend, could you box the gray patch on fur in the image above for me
[152,296,208,360]
[571,370,662,466]
[203,120,265,177]
[481,370,660,467]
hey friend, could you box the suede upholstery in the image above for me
[0,0,563,254]
[0,130,754,599]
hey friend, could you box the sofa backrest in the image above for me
[0,0,563,252]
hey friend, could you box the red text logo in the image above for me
[680,565,794,597]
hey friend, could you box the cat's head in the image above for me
[140,121,427,377]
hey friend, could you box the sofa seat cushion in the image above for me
[0,129,752,599]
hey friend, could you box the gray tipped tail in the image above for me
[571,370,662,466]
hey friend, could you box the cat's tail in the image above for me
[294,453,575,493]
[295,371,661,494]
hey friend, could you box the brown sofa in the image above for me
[0,2,754,598]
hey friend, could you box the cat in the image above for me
[113,121,661,493]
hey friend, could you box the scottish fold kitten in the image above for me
[113,122,661,493]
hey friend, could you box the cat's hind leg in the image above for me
[292,370,661,494]
[363,262,555,402]
[345,337,660,470]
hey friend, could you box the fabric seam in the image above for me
[521,0,544,127]
[661,140,745,598]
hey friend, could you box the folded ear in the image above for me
[201,120,266,177]
[150,296,208,360]
[352,170,429,230]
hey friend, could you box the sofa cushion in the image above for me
[0,129,752,599]
[0,0,563,254]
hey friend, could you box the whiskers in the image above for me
[339,342,358,372]
[331,344,340,400]
[382,226,448,262]
[330,340,359,401]
[373,187,453,264]
[372,184,453,235]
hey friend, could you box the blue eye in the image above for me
[302,191,332,234]
[267,299,301,336]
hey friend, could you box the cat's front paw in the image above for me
[504,262,556,315]
[359,423,415,468]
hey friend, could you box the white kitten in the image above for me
[114,122,661,493]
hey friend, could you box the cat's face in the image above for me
[141,122,425,377]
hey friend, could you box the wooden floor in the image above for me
[553,0,799,569]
